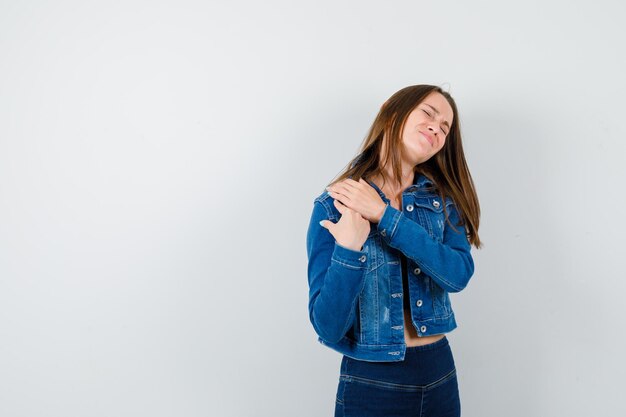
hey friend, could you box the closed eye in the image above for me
[422,109,449,136]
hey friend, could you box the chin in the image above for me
[405,141,438,165]
[413,152,438,166]
[408,150,431,165]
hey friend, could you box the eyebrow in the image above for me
[423,103,451,129]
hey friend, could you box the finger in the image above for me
[330,183,354,198]
[328,189,352,205]
[319,219,334,232]
[333,199,348,214]
[335,179,360,193]
[358,177,372,188]
[343,178,362,189]
[335,198,357,213]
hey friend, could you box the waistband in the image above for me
[340,335,455,386]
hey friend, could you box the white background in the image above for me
[1,1,625,416]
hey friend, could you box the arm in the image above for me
[306,200,368,343]
[376,201,474,293]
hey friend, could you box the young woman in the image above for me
[306,84,481,416]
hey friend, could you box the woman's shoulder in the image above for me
[312,190,340,221]
[313,189,331,203]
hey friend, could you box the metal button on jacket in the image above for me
[416,299,423,307]
[432,200,440,208]
[420,325,427,332]
[359,255,367,263]
[413,267,421,275]
[406,204,414,212]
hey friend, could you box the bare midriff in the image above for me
[389,191,445,347]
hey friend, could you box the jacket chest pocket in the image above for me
[408,196,451,242]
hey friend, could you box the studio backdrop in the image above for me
[0,1,624,416]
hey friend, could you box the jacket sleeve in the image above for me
[376,201,474,293]
[306,199,368,343]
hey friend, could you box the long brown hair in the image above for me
[328,84,482,248]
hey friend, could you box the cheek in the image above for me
[435,138,447,152]
[401,131,416,147]
[403,134,426,152]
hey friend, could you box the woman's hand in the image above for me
[319,199,370,251]
[326,178,387,223]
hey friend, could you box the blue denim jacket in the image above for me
[306,173,474,362]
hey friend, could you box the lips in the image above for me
[420,131,434,146]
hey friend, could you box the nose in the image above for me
[427,125,438,136]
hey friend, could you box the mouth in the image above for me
[420,131,434,147]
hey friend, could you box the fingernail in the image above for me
[319,220,324,227]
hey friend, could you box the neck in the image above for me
[370,164,415,197]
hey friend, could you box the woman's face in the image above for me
[400,92,454,165]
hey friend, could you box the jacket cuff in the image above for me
[331,242,368,269]
[377,203,401,240]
